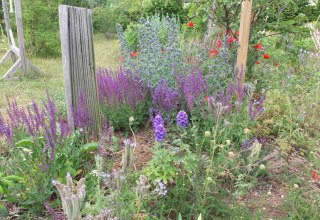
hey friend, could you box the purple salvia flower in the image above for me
[32,100,44,132]
[21,109,35,137]
[176,110,189,128]
[4,122,13,145]
[97,67,147,110]
[178,68,208,112]
[58,117,70,145]
[0,113,5,135]
[45,92,57,142]
[152,80,179,113]
[248,93,266,121]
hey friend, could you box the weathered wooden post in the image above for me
[236,0,253,89]
[0,0,42,79]
[59,5,101,134]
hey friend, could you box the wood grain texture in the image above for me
[59,5,101,134]
[236,0,253,89]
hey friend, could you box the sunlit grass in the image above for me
[0,33,119,115]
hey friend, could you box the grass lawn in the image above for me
[0,34,119,115]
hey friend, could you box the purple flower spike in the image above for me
[153,114,166,142]
[154,124,166,142]
[153,114,164,128]
[177,110,189,128]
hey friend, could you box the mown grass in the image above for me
[0,33,119,115]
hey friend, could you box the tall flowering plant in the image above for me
[97,67,150,130]
[117,14,181,88]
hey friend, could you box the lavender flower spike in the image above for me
[177,110,189,128]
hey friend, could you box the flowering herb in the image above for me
[176,111,189,128]
[153,114,166,142]
[98,67,147,110]
[152,80,179,113]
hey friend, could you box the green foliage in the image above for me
[144,0,187,23]
[0,173,24,195]
[101,101,150,131]
[92,6,118,33]
[22,0,62,57]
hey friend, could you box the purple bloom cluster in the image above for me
[153,114,166,142]
[0,93,90,166]
[98,118,113,157]
[152,80,179,113]
[176,110,189,128]
[248,93,266,121]
[156,180,168,196]
[97,67,147,110]
[176,68,208,112]
[72,92,92,130]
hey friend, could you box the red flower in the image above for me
[235,31,240,36]
[228,35,236,44]
[187,22,195,28]
[119,56,125,62]
[263,54,271,59]
[215,39,222,49]
[253,42,262,50]
[209,49,219,58]
[312,170,319,181]
[131,51,139,58]
[256,61,261,65]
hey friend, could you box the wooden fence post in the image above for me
[236,0,253,89]
[59,5,101,134]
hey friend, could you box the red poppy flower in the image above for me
[253,42,262,50]
[131,51,139,58]
[187,22,195,28]
[119,56,125,62]
[256,61,261,65]
[312,170,319,181]
[228,35,236,44]
[263,54,271,59]
[215,39,222,49]
[209,49,219,58]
